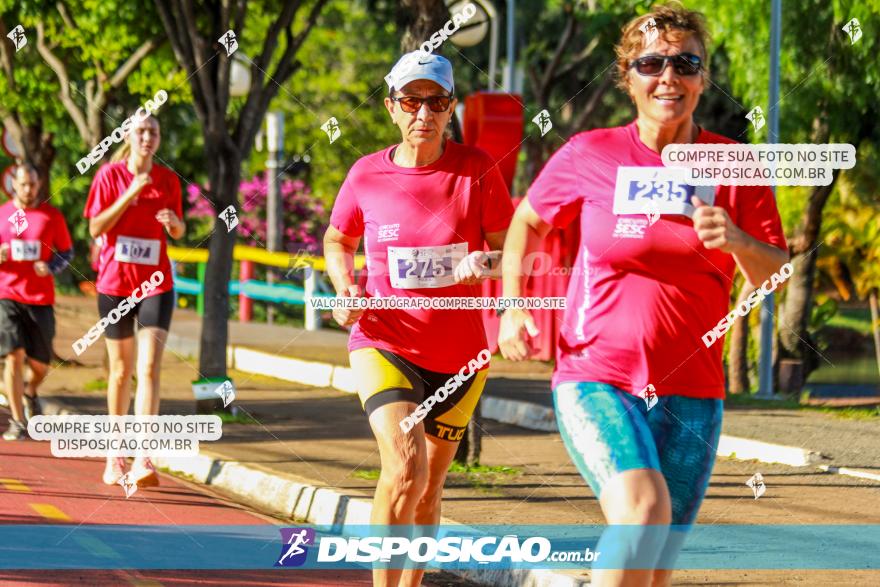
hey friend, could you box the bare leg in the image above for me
[4,349,26,422]
[367,402,428,587]
[591,469,672,587]
[130,328,167,483]
[24,357,48,398]
[103,337,134,483]
[133,327,167,417]
[105,337,135,416]
[399,433,460,587]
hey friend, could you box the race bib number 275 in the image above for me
[387,242,468,289]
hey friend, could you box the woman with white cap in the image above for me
[324,51,514,587]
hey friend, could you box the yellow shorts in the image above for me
[349,347,488,442]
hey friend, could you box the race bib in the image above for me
[115,236,160,265]
[613,167,715,217]
[10,239,41,261]
[387,242,468,289]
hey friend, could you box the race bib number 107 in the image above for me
[115,236,160,265]
[613,167,715,218]
[387,242,468,289]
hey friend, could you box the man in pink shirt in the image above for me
[500,5,788,586]
[0,164,73,440]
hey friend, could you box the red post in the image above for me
[239,259,253,323]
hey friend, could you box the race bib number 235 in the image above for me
[613,166,715,217]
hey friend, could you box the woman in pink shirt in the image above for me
[325,52,513,587]
[500,5,788,586]
[85,114,185,487]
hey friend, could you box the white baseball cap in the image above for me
[385,51,454,95]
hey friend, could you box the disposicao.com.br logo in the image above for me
[272,526,603,570]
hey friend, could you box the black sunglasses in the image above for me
[391,94,453,113]
[629,53,703,76]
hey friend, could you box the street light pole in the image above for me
[265,111,284,325]
[757,0,781,399]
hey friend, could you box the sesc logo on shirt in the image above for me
[612,218,649,239]
[377,223,400,243]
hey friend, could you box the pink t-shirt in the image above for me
[84,162,182,297]
[0,201,72,305]
[527,121,787,399]
[331,140,514,373]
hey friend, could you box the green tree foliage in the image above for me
[702,0,880,383]
[249,0,401,203]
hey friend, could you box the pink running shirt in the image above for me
[84,162,182,297]
[527,121,787,399]
[331,140,514,373]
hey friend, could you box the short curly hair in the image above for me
[614,1,711,93]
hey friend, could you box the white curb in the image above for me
[818,465,880,482]
[482,395,557,432]
[715,434,822,467]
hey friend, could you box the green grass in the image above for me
[812,405,880,420]
[807,357,880,385]
[212,410,259,425]
[447,462,520,476]
[83,378,107,392]
[351,463,521,494]
[826,307,873,336]
[352,469,380,480]
[725,392,879,419]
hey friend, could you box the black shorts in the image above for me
[350,348,488,442]
[97,290,175,339]
[0,299,55,364]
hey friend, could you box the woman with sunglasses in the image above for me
[324,51,513,587]
[499,4,787,586]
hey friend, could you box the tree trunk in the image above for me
[454,401,481,465]
[870,289,880,380]
[1,117,55,202]
[198,157,241,380]
[727,280,752,394]
[777,175,839,383]
[398,0,450,53]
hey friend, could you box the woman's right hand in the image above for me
[498,308,540,361]
[126,173,152,201]
[0,243,8,263]
[332,284,366,327]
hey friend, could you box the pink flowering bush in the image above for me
[186,174,327,254]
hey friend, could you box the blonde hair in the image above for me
[110,114,159,163]
[614,1,711,92]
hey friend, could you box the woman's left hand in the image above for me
[691,196,746,254]
[156,208,183,236]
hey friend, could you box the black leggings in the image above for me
[97,290,175,339]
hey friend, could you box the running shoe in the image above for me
[103,457,128,485]
[2,418,28,441]
[129,457,160,488]
[23,394,41,420]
